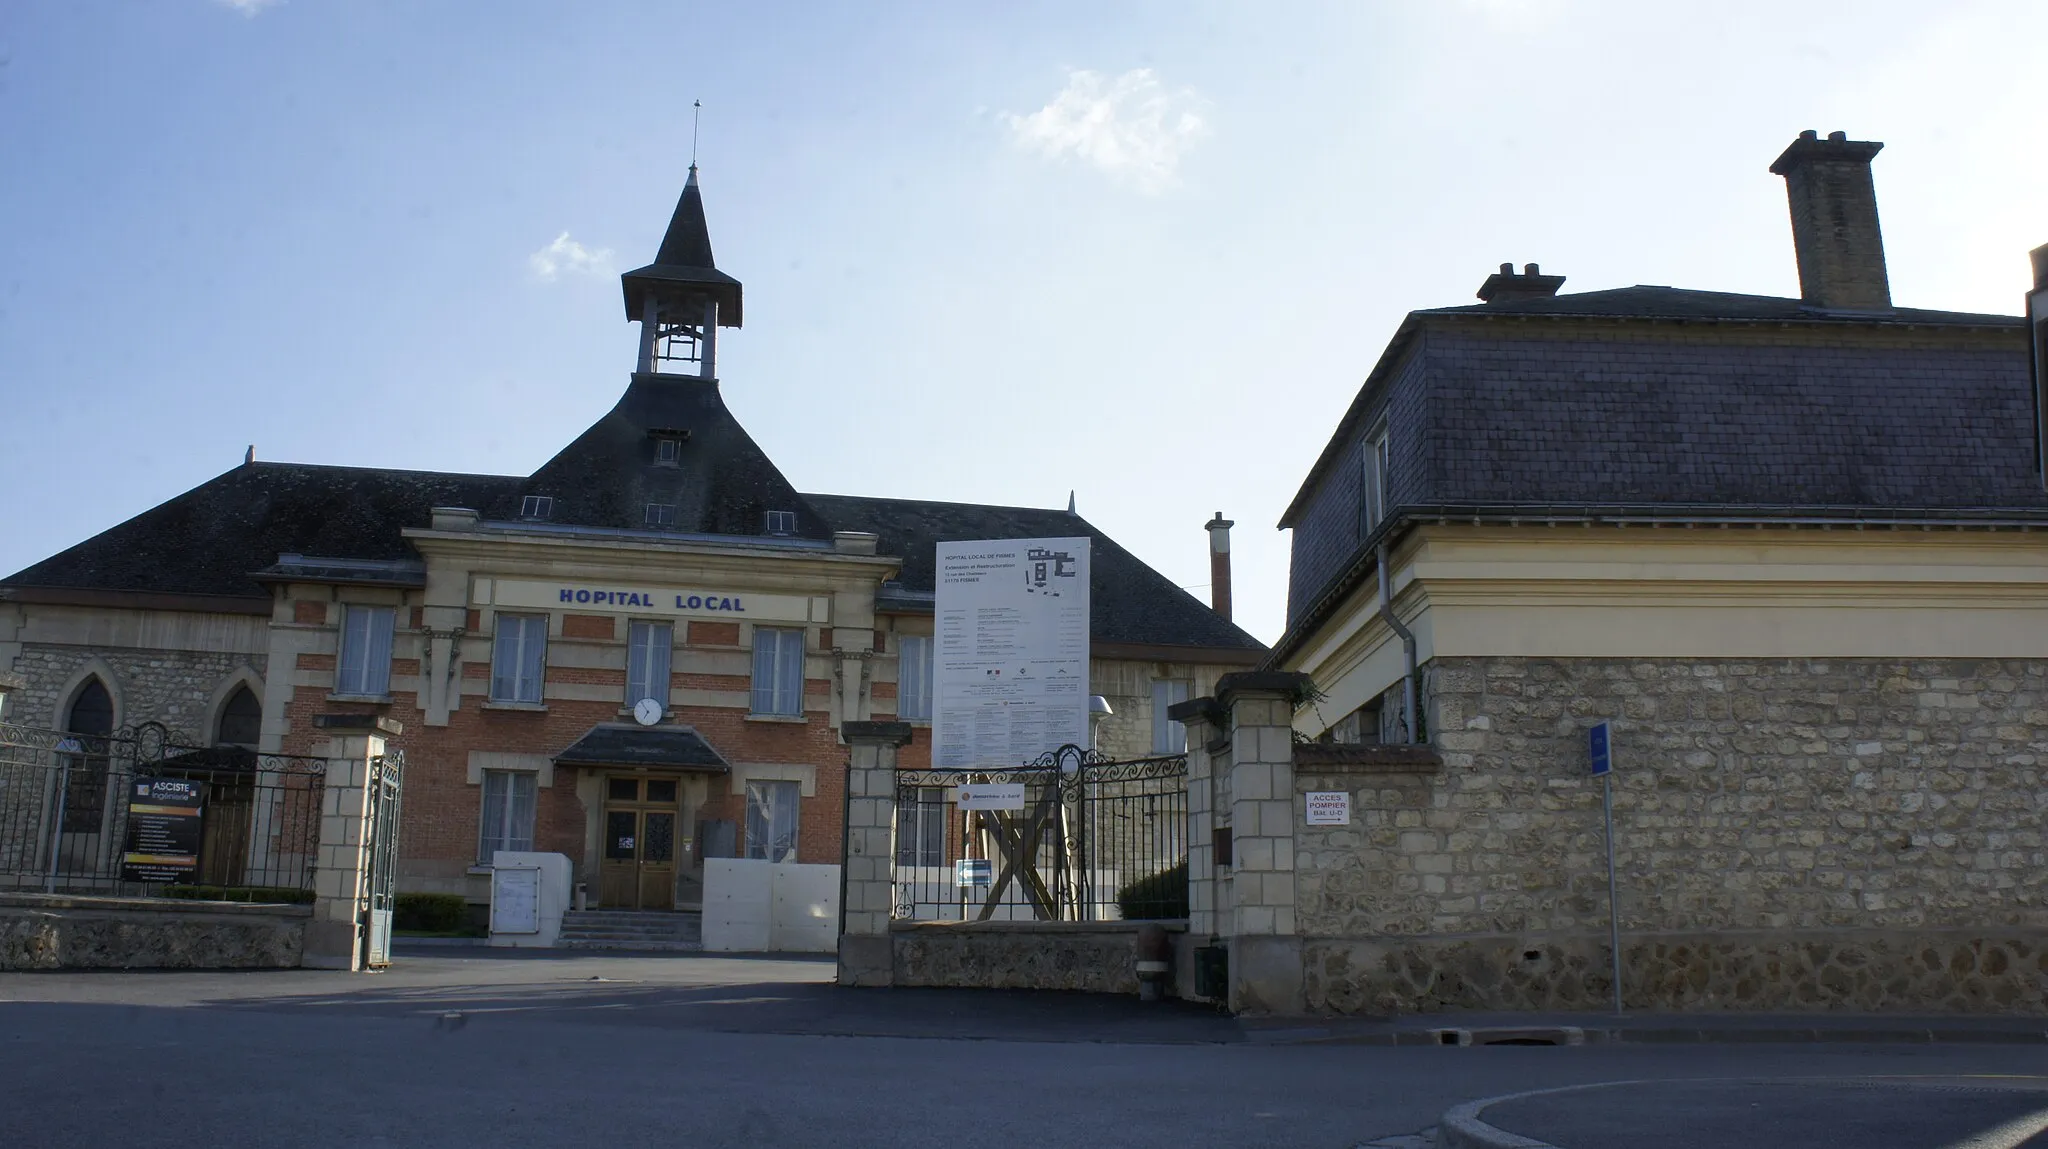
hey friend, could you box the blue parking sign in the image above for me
[1589,721,1612,776]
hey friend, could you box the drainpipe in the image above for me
[1377,540,1419,743]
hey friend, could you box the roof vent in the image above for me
[1476,262,1567,304]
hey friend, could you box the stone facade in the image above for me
[8,641,265,740]
[1291,655,2048,1013]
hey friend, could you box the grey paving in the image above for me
[2,951,2046,1148]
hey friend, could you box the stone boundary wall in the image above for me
[1304,931,2048,1015]
[0,892,309,971]
[891,920,1179,995]
[1293,655,2048,1013]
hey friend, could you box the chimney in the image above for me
[1476,262,1566,304]
[1205,512,1234,621]
[2028,244,2048,480]
[1770,130,1891,311]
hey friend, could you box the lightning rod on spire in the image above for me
[691,99,702,168]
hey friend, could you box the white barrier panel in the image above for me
[702,859,841,953]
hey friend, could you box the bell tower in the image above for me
[620,165,743,377]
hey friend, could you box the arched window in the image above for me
[61,679,114,833]
[217,685,261,748]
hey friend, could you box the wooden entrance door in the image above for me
[600,775,679,909]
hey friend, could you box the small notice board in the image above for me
[1304,791,1351,826]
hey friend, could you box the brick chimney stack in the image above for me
[1205,512,1234,622]
[1771,130,1891,311]
[1476,262,1566,304]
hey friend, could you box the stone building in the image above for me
[0,166,1262,912]
[1245,131,2048,1012]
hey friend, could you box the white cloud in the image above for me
[1005,69,1209,194]
[527,232,614,282]
[215,0,284,16]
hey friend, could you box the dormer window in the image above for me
[764,510,797,535]
[655,438,680,467]
[520,495,554,521]
[645,503,676,529]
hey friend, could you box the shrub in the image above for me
[1115,858,1189,920]
[393,892,470,933]
[159,885,316,905]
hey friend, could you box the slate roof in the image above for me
[495,373,834,541]
[1281,286,2031,529]
[553,723,730,772]
[2,462,519,601]
[804,493,1265,655]
[1420,284,2018,327]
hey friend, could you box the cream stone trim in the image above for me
[467,751,554,788]
[1286,525,2048,737]
[50,657,124,732]
[729,762,817,797]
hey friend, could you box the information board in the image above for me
[491,866,541,934]
[120,778,205,883]
[932,537,1091,768]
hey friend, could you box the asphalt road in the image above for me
[1,951,2044,1148]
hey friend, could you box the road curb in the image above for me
[1436,1088,1573,1149]
[1279,1023,2048,1047]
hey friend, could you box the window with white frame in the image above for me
[764,509,797,535]
[897,635,933,721]
[626,620,672,709]
[655,438,680,466]
[1152,679,1192,753]
[745,779,800,861]
[750,627,805,716]
[336,605,395,697]
[479,769,537,861]
[895,786,946,867]
[491,614,547,703]
[1361,422,1391,535]
[519,495,553,520]
[645,503,675,529]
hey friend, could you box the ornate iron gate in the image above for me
[892,744,1187,922]
[360,749,405,968]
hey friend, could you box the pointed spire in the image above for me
[621,164,742,327]
[1067,490,1077,515]
[652,169,717,270]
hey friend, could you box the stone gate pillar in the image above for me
[1217,671,1310,1014]
[301,715,399,971]
[837,720,911,987]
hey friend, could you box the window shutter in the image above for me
[510,773,537,852]
[364,608,394,696]
[519,616,546,702]
[778,630,803,714]
[751,634,777,714]
[480,771,508,860]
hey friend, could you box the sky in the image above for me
[3,0,2047,645]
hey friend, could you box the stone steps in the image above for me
[558,910,702,952]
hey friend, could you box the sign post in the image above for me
[1589,720,1622,1015]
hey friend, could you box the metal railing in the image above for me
[0,721,327,898]
[892,746,1188,923]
